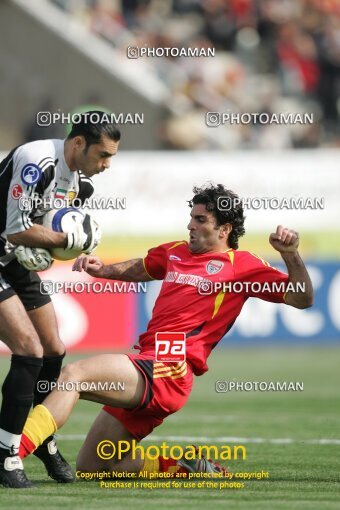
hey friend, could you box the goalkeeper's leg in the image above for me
[27,303,74,483]
[0,294,43,489]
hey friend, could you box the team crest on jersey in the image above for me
[169,255,181,261]
[11,184,23,199]
[21,164,42,186]
[67,191,77,204]
[206,260,224,274]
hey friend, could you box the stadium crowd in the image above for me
[50,0,339,150]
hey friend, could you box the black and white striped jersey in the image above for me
[0,139,94,266]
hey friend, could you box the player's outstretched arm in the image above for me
[269,225,313,309]
[72,255,153,282]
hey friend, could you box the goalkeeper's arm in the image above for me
[8,213,99,253]
[7,224,67,249]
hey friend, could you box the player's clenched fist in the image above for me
[72,254,106,277]
[269,225,299,253]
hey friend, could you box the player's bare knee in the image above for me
[58,361,84,385]
[42,335,65,357]
[14,331,43,357]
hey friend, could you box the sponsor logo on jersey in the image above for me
[11,184,23,199]
[169,255,181,261]
[21,164,42,186]
[58,176,71,183]
[164,271,209,288]
[54,188,67,199]
[206,260,224,275]
[155,332,186,362]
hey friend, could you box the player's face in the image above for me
[75,135,119,177]
[187,204,231,253]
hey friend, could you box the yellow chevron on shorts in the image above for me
[154,361,185,370]
[153,361,187,379]
[154,361,185,372]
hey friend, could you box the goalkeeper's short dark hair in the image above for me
[67,111,121,150]
[188,183,246,249]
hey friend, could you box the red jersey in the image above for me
[137,241,289,376]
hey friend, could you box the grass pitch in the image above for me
[0,346,339,509]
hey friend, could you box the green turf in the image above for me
[0,347,339,509]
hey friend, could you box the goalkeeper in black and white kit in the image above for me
[0,111,120,488]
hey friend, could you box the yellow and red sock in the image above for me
[143,456,188,476]
[19,405,57,459]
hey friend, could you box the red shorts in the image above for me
[103,353,194,441]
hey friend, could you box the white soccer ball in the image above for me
[42,207,86,261]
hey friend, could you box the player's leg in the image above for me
[3,260,73,482]
[76,409,227,478]
[76,410,143,473]
[76,411,188,475]
[3,261,65,405]
[48,354,144,425]
[27,303,74,482]
[28,303,65,409]
[19,355,228,478]
[19,354,145,457]
[76,360,226,478]
[4,262,66,407]
[77,362,228,478]
[0,288,43,488]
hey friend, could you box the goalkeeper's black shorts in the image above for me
[0,259,51,310]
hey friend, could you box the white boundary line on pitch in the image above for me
[57,434,340,445]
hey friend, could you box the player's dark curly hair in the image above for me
[188,183,246,249]
[67,110,121,150]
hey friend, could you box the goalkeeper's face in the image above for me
[187,204,231,254]
[75,135,119,177]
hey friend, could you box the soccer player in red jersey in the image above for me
[18,184,313,480]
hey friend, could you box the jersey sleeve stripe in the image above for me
[226,251,235,266]
[212,290,227,319]
[168,241,186,250]
[0,155,14,178]
[79,178,93,185]
[40,159,55,172]
[21,210,33,230]
[37,156,54,167]
[142,258,156,280]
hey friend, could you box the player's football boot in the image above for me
[177,445,228,475]
[0,451,34,488]
[33,437,75,483]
